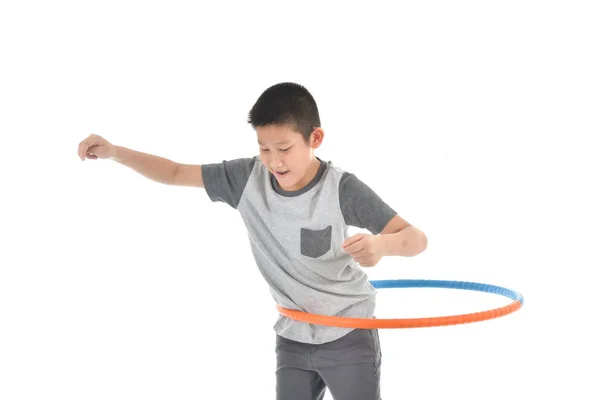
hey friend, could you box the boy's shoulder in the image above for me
[321,159,359,183]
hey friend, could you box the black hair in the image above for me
[247,82,321,143]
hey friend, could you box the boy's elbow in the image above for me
[412,230,428,256]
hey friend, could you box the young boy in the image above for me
[77,82,427,400]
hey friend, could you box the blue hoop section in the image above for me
[369,279,524,305]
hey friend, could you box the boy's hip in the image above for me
[276,327,382,370]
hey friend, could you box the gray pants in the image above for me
[275,328,382,400]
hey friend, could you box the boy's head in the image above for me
[248,82,325,191]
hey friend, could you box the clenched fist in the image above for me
[77,134,116,161]
[341,233,385,267]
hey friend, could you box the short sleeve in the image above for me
[201,157,257,209]
[339,172,397,234]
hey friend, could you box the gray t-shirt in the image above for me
[201,156,396,344]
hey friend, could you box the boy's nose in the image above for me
[270,157,283,167]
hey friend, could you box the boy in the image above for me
[77,82,427,399]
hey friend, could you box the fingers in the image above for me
[347,248,376,265]
[354,257,374,267]
[78,142,87,160]
[341,234,364,249]
[343,242,364,254]
[78,134,101,160]
[78,135,92,160]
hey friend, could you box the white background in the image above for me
[1,1,598,399]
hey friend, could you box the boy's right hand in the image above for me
[78,134,116,161]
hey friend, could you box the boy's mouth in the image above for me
[274,170,289,177]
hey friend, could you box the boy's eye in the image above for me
[260,147,291,153]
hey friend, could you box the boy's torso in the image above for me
[202,156,396,344]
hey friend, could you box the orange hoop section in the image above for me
[276,279,524,329]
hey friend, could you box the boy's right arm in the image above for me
[113,146,205,188]
[77,134,204,188]
[172,162,204,188]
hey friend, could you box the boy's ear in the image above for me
[311,128,325,148]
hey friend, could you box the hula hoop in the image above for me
[276,279,524,329]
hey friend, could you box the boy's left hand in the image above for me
[341,233,385,267]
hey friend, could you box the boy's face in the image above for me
[256,124,324,191]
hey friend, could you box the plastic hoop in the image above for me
[276,279,524,329]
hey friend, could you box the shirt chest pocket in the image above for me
[300,226,332,258]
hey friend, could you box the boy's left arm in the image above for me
[338,172,427,267]
[341,215,427,267]
[377,214,428,257]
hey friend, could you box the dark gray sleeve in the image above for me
[201,157,257,209]
[339,172,397,234]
